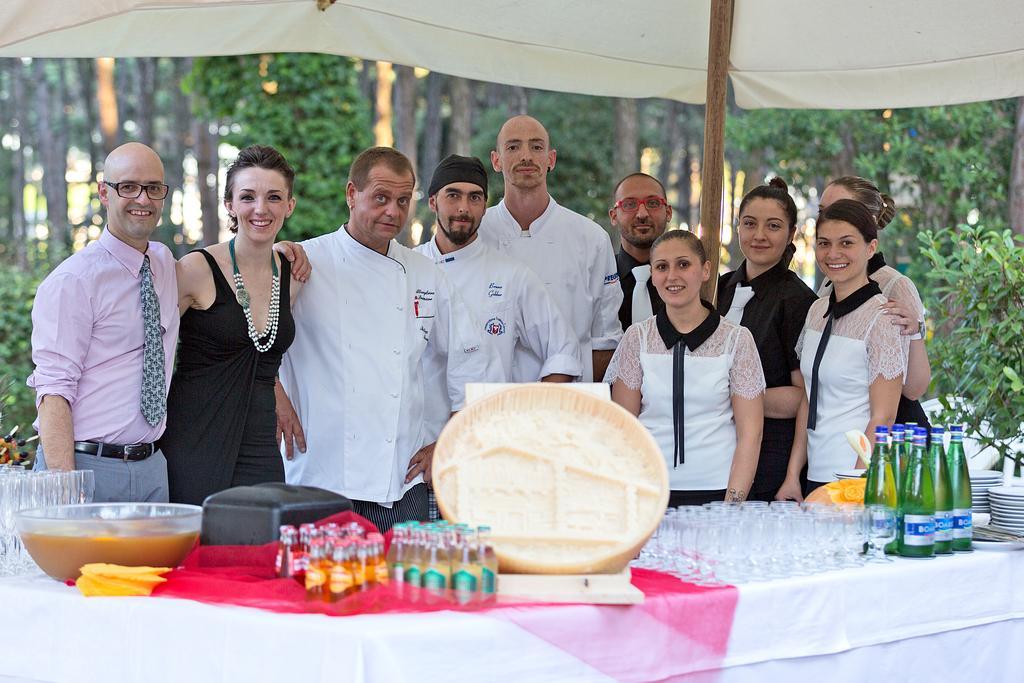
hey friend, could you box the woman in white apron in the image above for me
[606,230,765,507]
[819,176,932,432]
[716,178,817,502]
[783,199,908,497]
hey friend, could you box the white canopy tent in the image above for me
[4,0,1024,293]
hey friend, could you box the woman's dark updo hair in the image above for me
[651,229,707,263]
[827,176,896,229]
[224,145,296,233]
[737,176,798,233]
[817,199,879,243]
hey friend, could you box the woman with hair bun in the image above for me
[717,177,817,501]
[161,145,304,504]
[819,176,932,430]
[783,199,908,497]
[607,230,765,506]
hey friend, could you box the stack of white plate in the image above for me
[970,470,1004,513]
[834,469,866,481]
[988,486,1024,533]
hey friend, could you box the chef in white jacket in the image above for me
[478,115,623,382]
[275,147,501,530]
[415,154,583,439]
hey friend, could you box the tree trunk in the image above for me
[613,98,639,183]
[96,58,120,155]
[163,58,193,253]
[74,59,102,189]
[393,64,419,176]
[358,59,375,112]
[420,72,444,185]
[1010,97,1024,236]
[134,57,158,145]
[9,60,28,267]
[448,77,474,155]
[373,61,394,147]
[659,100,683,195]
[33,59,69,257]
[509,86,529,115]
[194,119,221,246]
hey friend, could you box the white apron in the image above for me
[638,343,736,491]
[801,328,871,482]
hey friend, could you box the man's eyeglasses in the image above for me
[104,180,169,200]
[613,196,668,213]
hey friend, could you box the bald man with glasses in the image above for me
[28,142,179,502]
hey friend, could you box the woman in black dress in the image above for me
[716,178,817,501]
[161,145,302,505]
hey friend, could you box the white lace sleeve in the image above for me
[886,275,926,339]
[865,311,909,382]
[794,324,807,361]
[729,326,767,399]
[603,322,644,390]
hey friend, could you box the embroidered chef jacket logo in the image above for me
[485,317,506,336]
[604,273,620,285]
[487,282,504,298]
[413,288,436,318]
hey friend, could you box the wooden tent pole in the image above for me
[699,0,735,304]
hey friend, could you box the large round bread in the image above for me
[432,384,669,574]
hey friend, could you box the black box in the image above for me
[201,482,353,545]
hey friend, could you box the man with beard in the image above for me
[479,116,622,383]
[416,156,581,434]
[608,173,671,330]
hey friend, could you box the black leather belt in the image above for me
[74,440,155,462]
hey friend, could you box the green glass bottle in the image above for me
[929,426,954,555]
[864,426,899,553]
[890,424,907,501]
[946,424,974,551]
[899,427,935,558]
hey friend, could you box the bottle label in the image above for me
[405,566,421,587]
[329,567,353,595]
[423,569,447,590]
[952,509,973,539]
[391,563,405,583]
[935,511,954,542]
[453,569,477,593]
[481,567,496,594]
[903,514,935,546]
[305,566,327,590]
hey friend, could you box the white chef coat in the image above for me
[605,316,766,490]
[479,197,623,381]
[415,234,583,440]
[278,225,502,504]
[797,293,908,483]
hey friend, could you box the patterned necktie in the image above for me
[139,255,166,426]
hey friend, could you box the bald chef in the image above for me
[276,147,502,531]
[415,154,582,439]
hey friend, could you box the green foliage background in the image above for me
[184,54,374,241]
[0,263,42,437]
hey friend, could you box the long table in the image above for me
[2,547,1022,682]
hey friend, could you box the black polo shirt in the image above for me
[716,257,816,389]
[616,249,664,331]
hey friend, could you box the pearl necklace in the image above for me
[229,237,280,353]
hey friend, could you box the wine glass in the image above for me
[863,505,897,563]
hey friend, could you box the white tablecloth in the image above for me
[2,548,1021,683]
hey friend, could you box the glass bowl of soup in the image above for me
[15,503,202,581]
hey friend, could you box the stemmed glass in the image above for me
[863,505,897,563]
[0,473,25,575]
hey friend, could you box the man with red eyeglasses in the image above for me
[479,115,623,383]
[608,173,672,331]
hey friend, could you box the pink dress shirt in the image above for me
[28,228,179,444]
